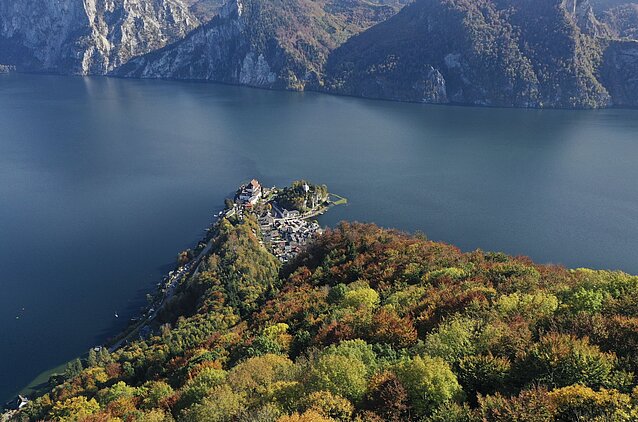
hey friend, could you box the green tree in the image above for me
[565,288,605,314]
[175,367,227,412]
[307,354,368,402]
[324,339,377,374]
[180,384,245,422]
[423,316,478,364]
[98,381,137,405]
[549,385,634,422]
[139,380,174,410]
[341,286,380,310]
[50,396,100,421]
[393,355,462,417]
[522,333,616,389]
[64,358,83,380]
[458,354,511,401]
[304,390,354,421]
[87,349,98,367]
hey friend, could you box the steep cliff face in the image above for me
[0,0,198,74]
[115,0,279,87]
[323,0,619,108]
[113,0,404,89]
[0,0,88,71]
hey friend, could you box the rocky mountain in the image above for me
[0,0,636,108]
[115,0,405,90]
[323,0,637,108]
[0,0,199,74]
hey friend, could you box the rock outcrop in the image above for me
[0,0,198,74]
[114,0,404,90]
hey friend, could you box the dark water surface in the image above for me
[1,73,637,400]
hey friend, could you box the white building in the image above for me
[238,179,262,205]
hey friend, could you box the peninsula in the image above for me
[101,180,342,354]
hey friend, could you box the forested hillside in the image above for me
[324,0,638,108]
[12,217,638,421]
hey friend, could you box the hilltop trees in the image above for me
[275,181,329,213]
[15,221,638,421]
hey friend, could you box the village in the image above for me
[101,179,334,353]
[232,179,328,262]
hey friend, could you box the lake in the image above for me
[1,73,638,401]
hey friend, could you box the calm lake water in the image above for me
[1,73,638,401]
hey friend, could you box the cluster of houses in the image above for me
[258,212,323,262]
[235,179,324,262]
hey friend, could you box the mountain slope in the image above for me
[0,0,199,74]
[114,0,404,90]
[323,0,621,108]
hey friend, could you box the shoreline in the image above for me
[9,180,346,408]
[5,71,638,111]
